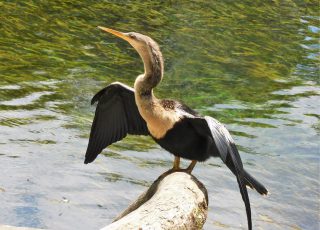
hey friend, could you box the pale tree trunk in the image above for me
[102,170,208,230]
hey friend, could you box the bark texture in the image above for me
[102,170,208,230]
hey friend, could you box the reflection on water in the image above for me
[0,1,319,230]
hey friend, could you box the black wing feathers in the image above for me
[84,83,149,164]
[187,116,253,230]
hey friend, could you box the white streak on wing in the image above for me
[204,116,234,162]
[110,82,135,91]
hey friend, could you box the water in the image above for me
[0,1,319,229]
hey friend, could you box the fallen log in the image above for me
[102,170,208,230]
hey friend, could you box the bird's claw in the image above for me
[170,157,197,174]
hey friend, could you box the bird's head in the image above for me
[98,26,161,65]
[98,26,163,76]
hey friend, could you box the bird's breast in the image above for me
[135,97,181,139]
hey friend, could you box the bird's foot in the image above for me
[170,157,197,174]
[186,160,197,174]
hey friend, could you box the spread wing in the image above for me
[84,82,149,164]
[185,116,252,230]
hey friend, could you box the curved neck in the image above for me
[134,44,163,96]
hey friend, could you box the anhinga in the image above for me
[84,27,268,230]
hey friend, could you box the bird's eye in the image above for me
[129,34,136,39]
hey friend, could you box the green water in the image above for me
[0,1,319,229]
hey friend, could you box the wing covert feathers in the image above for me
[84,83,149,164]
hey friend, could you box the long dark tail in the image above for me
[244,169,268,195]
[236,175,252,230]
[225,153,268,196]
[227,144,252,230]
[226,152,268,230]
[196,116,268,230]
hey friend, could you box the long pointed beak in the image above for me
[98,26,131,42]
